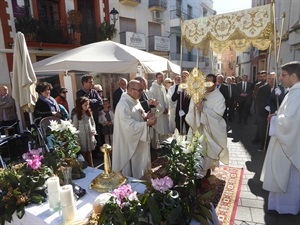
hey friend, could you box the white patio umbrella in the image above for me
[12,32,38,128]
[33,40,180,74]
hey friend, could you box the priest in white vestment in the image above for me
[149,72,169,145]
[112,80,157,179]
[260,61,300,214]
[185,74,229,176]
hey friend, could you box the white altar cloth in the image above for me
[8,167,219,225]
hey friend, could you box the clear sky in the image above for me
[213,0,252,14]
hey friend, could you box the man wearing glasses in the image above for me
[112,80,157,179]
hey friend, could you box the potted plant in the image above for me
[14,16,39,41]
[99,21,117,41]
[67,9,82,44]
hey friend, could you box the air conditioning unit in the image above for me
[152,10,162,22]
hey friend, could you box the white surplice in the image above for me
[149,81,169,136]
[112,93,151,179]
[260,82,300,214]
[185,88,229,174]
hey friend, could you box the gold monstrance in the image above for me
[90,144,127,192]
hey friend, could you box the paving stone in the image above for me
[235,206,253,222]
[241,198,264,208]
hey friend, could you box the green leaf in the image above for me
[198,190,212,200]
[147,194,162,225]
[193,213,210,225]
[16,205,25,219]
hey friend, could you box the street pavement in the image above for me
[227,115,300,225]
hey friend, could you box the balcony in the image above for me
[148,0,167,12]
[169,5,196,28]
[119,0,141,7]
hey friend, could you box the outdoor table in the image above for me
[8,167,219,225]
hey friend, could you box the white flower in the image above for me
[49,120,60,131]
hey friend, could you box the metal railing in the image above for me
[149,0,167,9]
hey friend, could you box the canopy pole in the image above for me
[272,0,278,81]
[179,15,184,134]
[263,0,278,153]
[209,41,214,74]
[276,12,285,66]
[196,48,199,69]
[180,15,184,71]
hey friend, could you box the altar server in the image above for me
[260,61,300,215]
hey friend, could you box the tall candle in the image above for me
[60,184,76,223]
[46,176,60,193]
[46,176,60,211]
[60,184,75,207]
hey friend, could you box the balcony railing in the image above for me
[148,0,167,12]
[119,0,141,7]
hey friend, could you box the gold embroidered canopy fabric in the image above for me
[182,4,273,54]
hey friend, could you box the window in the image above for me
[203,8,208,17]
[12,0,31,18]
[148,22,161,36]
[119,17,136,33]
[176,36,180,54]
[37,0,60,26]
[187,5,192,19]
[176,0,182,17]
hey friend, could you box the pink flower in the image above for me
[151,176,173,193]
[111,184,138,208]
[26,155,43,170]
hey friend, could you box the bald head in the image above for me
[119,78,128,90]
[127,80,143,100]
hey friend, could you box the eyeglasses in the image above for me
[97,90,103,93]
[131,88,143,92]
[62,91,68,94]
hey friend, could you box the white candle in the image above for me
[61,204,76,223]
[46,176,60,193]
[60,184,75,207]
[60,184,76,223]
[46,176,60,211]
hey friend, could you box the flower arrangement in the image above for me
[139,129,213,225]
[48,120,80,158]
[46,120,85,180]
[97,184,143,225]
[89,130,214,225]
[0,149,53,225]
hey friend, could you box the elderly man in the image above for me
[112,80,157,179]
[113,78,128,111]
[186,74,229,177]
[0,86,18,134]
[260,61,300,215]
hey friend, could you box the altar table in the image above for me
[9,167,219,225]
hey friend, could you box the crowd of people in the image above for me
[0,60,299,215]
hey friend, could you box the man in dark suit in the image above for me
[113,78,128,111]
[236,74,253,125]
[226,76,237,121]
[217,74,229,121]
[254,72,275,151]
[171,71,191,134]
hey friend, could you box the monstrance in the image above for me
[90,144,127,192]
[179,67,212,104]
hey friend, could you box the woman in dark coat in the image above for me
[34,82,62,124]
